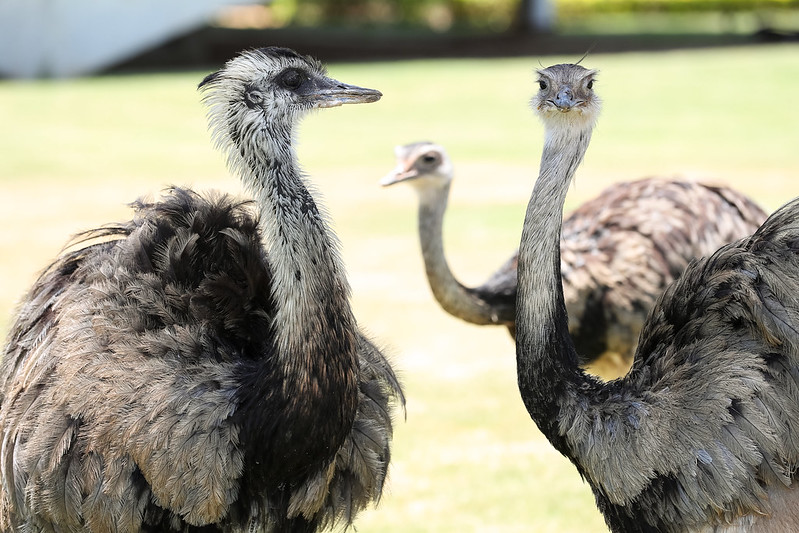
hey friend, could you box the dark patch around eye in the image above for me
[279,69,304,91]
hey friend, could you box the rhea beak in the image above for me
[312,77,382,109]
[380,167,418,187]
[552,87,580,112]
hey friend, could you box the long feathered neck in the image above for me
[516,121,596,431]
[417,183,499,325]
[228,122,361,499]
[243,127,358,369]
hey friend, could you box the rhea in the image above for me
[382,142,766,374]
[516,63,799,531]
[0,47,404,532]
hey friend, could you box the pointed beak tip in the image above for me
[362,89,382,103]
[312,82,383,108]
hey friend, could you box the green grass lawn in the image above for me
[1,43,798,532]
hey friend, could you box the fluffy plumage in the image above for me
[516,63,799,532]
[0,47,403,532]
[383,141,766,372]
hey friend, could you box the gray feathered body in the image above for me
[0,47,403,533]
[0,189,402,532]
[563,199,799,531]
[516,63,799,533]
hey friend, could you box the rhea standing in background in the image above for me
[383,141,766,376]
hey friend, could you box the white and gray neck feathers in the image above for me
[202,70,356,365]
[250,135,354,361]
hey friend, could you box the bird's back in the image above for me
[1,187,403,532]
[561,177,767,370]
[573,195,799,532]
[469,178,765,364]
[0,187,277,530]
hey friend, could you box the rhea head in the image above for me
[532,64,600,134]
[380,141,453,197]
[198,47,382,169]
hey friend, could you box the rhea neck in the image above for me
[416,181,500,325]
[516,117,596,424]
[225,119,359,496]
[240,122,357,370]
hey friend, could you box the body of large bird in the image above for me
[0,47,403,532]
[383,142,766,371]
[516,63,799,532]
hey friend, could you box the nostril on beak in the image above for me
[554,88,575,109]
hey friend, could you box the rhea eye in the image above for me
[587,79,594,89]
[245,90,263,105]
[422,153,439,165]
[538,80,548,91]
[279,69,304,91]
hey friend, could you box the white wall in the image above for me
[0,0,258,78]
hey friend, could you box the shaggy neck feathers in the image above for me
[240,125,357,374]
[203,75,360,485]
[198,49,361,419]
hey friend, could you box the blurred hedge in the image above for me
[559,0,799,14]
[272,0,799,30]
[288,0,517,30]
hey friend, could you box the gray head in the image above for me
[198,47,381,170]
[380,142,453,199]
[531,63,600,134]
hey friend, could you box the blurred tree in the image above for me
[289,0,518,29]
[281,0,799,30]
[513,0,555,32]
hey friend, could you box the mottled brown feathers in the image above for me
[561,177,767,367]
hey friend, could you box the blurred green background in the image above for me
[237,0,799,33]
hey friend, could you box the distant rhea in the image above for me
[382,141,766,372]
[0,47,404,532]
[517,62,799,532]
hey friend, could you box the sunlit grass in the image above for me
[1,44,798,532]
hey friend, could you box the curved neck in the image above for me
[516,125,593,424]
[417,183,504,325]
